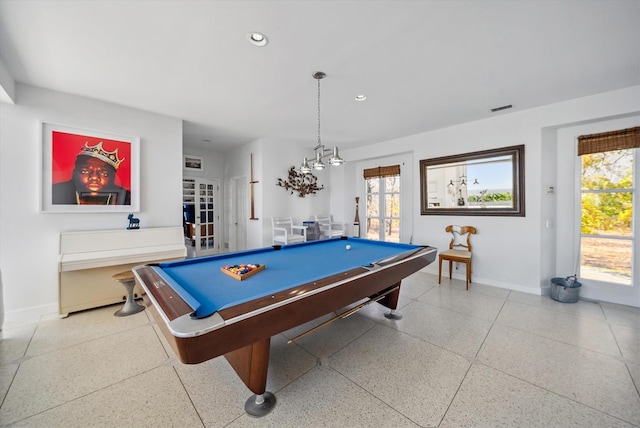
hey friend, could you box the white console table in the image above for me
[58,227,186,317]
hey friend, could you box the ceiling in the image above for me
[1,1,638,152]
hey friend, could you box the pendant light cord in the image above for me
[317,77,321,147]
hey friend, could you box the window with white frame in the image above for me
[364,165,400,242]
[578,127,639,285]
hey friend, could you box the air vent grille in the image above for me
[490,104,513,113]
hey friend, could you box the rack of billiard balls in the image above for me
[221,263,265,281]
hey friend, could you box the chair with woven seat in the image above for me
[314,214,345,239]
[438,225,477,290]
[272,216,307,245]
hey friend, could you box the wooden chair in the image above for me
[272,217,307,245]
[438,225,477,290]
[314,214,345,238]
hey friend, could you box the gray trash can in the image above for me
[550,276,582,303]
[303,221,320,241]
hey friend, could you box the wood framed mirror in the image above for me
[420,145,525,216]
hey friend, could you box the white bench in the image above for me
[59,227,186,317]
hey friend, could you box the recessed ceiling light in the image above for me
[355,95,367,101]
[248,32,269,47]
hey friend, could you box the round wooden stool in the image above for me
[112,271,145,317]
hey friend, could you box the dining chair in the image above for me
[438,225,477,290]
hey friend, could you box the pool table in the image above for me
[133,237,436,416]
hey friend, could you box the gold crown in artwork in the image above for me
[77,142,125,170]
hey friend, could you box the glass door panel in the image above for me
[195,179,219,256]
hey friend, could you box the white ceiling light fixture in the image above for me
[355,94,367,101]
[247,32,268,47]
[301,71,344,173]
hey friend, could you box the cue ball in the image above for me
[346,245,351,250]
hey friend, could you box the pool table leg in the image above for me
[384,309,402,320]
[245,392,276,418]
[380,282,403,320]
[224,338,276,417]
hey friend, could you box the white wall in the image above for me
[539,127,558,292]
[183,146,226,183]
[223,139,262,250]
[0,57,16,104]
[0,84,183,327]
[337,85,640,297]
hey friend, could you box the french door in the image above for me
[365,166,401,242]
[194,179,219,256]
[577,146,638,306]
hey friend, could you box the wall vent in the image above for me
[490,104,513,113]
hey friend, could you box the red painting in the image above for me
[52,131,132,190]
[42,124,139,211]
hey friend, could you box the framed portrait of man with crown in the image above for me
[41,123,140,213]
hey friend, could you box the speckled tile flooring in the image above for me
[1,273,639,427]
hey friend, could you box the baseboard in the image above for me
[420,266,543,296]
[2,302,58,330]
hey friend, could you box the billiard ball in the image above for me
[346,245,351,250]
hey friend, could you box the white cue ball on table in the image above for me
[346,244,351,250]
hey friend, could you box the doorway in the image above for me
[195,179,219,256]
[364,165,401,242]
[228,176,248,252]
[183,178,219,257]
[356,155,412,244]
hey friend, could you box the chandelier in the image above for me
[300,71,344,173]
[447,176,479,187]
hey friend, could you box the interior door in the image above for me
[228,176,247,252]
[195,179,219,256]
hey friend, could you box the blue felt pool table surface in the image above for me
[153,237,422,318]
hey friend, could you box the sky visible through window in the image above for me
[466,157,512,194]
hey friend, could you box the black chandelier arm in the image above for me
[448,175,478,187]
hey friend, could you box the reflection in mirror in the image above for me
[420,145,525,216]
[428,155,512,208]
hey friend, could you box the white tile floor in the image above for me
[1,273,639,427]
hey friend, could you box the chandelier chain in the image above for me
[317,77,321,146]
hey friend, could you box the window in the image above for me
[364,165,400,242]
[578,127,639,285]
